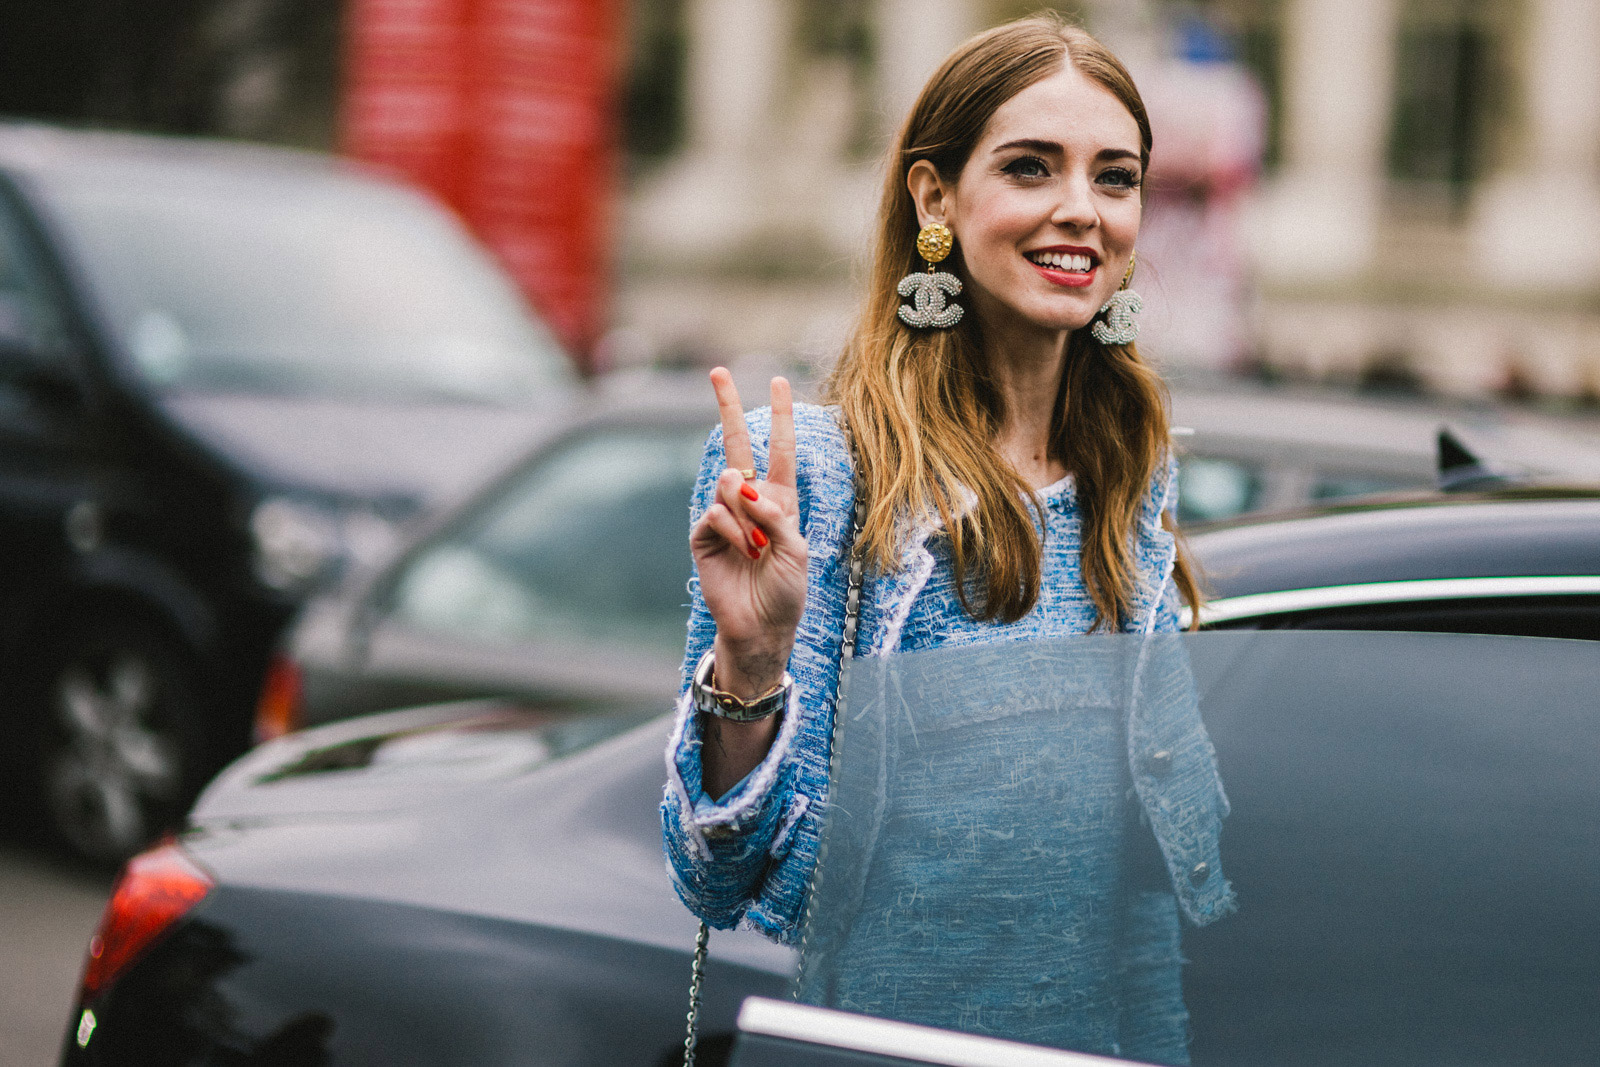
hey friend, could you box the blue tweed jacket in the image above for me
[661,403,1235,944]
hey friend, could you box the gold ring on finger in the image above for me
[736,468,758,481]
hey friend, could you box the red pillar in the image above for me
[341,0,620,370]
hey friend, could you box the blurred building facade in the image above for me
[2,0,1598,400]
[1229,0,1600,401]
[615,0,1600,403]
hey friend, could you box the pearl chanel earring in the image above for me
[897,223,963,329]
[1090,250,1142,346]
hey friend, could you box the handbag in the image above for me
[680,478,867,1067]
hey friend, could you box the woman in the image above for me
[662,15,1233,1062]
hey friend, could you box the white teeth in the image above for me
[1027,251,1093,272]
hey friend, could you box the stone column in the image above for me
[1250,0,1398,282]
[873,0,981,138]
[629,0,791,258]
[1471,0,1600,290]
[683,0,788,161]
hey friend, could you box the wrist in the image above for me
[711,634,793,699]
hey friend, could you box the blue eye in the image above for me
[1002,155,1049,179]
[1099,167,1141,189]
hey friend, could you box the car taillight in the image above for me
[80,841,213,999]
[254,652,304,743]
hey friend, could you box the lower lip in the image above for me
[1029,260,1097,288]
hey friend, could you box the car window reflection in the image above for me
[790,631,1600,1065]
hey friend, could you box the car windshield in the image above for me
[34,162,572,402]
[792,630,1600,1065]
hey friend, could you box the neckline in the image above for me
[1032,472,1076,500]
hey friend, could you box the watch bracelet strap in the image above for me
[692,649,791,722]
[683,456,867,1067]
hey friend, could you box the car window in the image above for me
[793,631,1600,1065]
[386,424,705,653]
[1177,455,1263,523]
[1311,472,1424,500]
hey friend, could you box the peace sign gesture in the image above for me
[690,369,809,705]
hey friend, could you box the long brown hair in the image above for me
[825,14,1201,630]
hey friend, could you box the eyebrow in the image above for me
[992,138,1141,164]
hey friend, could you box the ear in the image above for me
[906,160,954,230]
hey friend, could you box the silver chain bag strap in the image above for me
[681,475,868,1067]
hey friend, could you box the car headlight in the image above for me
[251,497,406,594]
[250,497,343,592]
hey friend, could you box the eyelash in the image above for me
[1001,155,1050,179]
[1100,167,1141,189]
[1000,156,1143,190]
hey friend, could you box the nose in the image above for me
[1050,173,1098,231]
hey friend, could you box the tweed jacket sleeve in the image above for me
[660,403,856,934]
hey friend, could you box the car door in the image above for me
[343,417,709,717]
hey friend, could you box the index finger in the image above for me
[710,367,755,473]
[766,377,796,488]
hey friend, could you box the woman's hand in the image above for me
[691,369,809,702]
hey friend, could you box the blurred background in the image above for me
[3,0,1600,1063]
[2,0,1599,402]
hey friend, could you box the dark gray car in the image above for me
[269,386,1600,739]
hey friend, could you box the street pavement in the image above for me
[0,843,111,1067]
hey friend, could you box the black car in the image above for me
[0,123,574,860]
[57,489,1600,1065]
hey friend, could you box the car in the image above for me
[263,383,1597,739]
[0,123,576,861]
[57,634,1600,1065]
[263,381,711,737]
[56,487,1600,1065]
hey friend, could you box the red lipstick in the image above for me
[1025,245,1099,288]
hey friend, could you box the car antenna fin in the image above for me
[1437,426,1509,492]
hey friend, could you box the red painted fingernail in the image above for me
[751,527,769,548]
[740,484,759,501]
[747,547,761,560]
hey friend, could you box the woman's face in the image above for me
[921,63,1144,343]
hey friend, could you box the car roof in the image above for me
[0,120,386,195]
[1171,384,1600,482]
[1190,489,1600,598]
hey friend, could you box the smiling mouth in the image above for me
[1025,250,1096,273]
[1024,250,1098,287]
